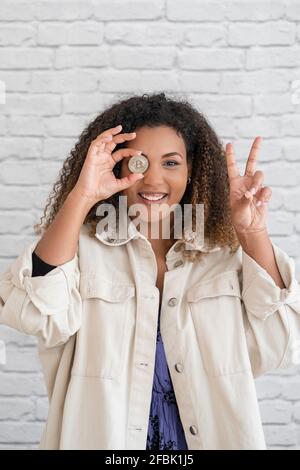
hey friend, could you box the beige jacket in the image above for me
[1,217,300,450]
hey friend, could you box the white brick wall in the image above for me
[0,0,300,450]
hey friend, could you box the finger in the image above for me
[112,147,143,164]
[115,172,144,191]
[93,124,125,146]
[254,186,272,207]
[245,136,262,177]
[225,143,240,180]
[244,170,264,199]
[104,132,138,152]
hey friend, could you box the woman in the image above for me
[0,92,299,450]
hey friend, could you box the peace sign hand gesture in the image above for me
[225,136,272,235]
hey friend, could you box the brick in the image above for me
[271,236,300,257]
[105,22,184,46]
[55,46,109,69]
[268,212,295,236]
[0,161,40,185]
[1,94,61,116]
[282,116,300,137]
[94,0,163,21]
[0,48,53,70]
[247,47,300,70]
[180,72,220,93]
[0,325,36,347]
[286,1,300,20]
[0,422,44,443]
[220,70,288,94]
[62,93,105,114]
[0,188,37,210]
[3,347,42,373]
[283,140,300,162]
[0,398,35,421]
[35,397,49,421]
[228,22,295,46]
[192,95,251,117]
[293,403,300,423]
[284,189,300,211]
[0,138,42,159]
[42,137,74,160]
[0,72,30,92]
[226,1,285,21]
[184,25,226,46]
[38,22,104,46]
[34,1,93,21]
[255,377,282,400]
[0,211,37,234]
[45,115,90,137]
[0,2,35,21]
[179,48,244,70]
[0,372,47,397]
[235,117,281,138]
[7,116,45,136]
[0,25,36,46]
[264,425,298,446]
[31,70,98,93]
[260,401,292,424]
[167,0,225,21]
[112,47,176,69]
[253,93,294,115]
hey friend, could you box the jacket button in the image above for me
[175,363,184,373]
[189,425,198,435]
[168,297,178,307]
[173,260,183,268]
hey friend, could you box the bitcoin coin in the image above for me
[128,154,149,174]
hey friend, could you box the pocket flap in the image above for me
[80,274,135,302]
[187,271,241,302]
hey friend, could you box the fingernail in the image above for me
[256,200,262,207]
[250,187,256,195]
[245,191,252,198]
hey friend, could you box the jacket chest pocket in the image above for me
[74,274,136,379]
[187,271,251,377]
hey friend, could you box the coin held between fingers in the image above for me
[128,154,149,174]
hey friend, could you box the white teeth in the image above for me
[140,193,167,201]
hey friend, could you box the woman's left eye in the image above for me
[164,161,179,167]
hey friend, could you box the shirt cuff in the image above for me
[241,241,300,321]
[9,237,78,318]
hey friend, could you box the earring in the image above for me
[187,176,191,184]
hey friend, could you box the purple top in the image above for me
[31,251,188,450]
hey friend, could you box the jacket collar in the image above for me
[94,213,220,254]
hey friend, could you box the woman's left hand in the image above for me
[225,136,272,235]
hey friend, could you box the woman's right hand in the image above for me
[71,124,144,207]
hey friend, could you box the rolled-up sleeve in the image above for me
[0,237,82,348]
[241,241,300,377]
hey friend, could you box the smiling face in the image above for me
[119,125,191,231]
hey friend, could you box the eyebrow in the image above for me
[142,151,183,160]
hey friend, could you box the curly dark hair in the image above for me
[34,92,240,262]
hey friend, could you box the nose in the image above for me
[141,161,164,186]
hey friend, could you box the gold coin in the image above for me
[128,154,149,174]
